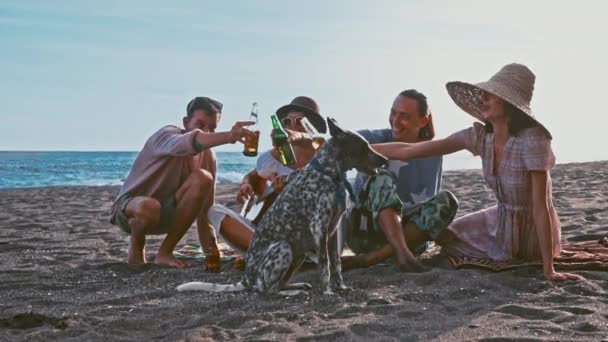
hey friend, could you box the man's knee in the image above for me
[402,190,459,241]
[368,171,397,189]
[189,169,214,193]
[129,197,161,229]
[366,172,400,208]
[207,204,226,232]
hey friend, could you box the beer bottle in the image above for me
[270,114,297,166]
[300,117,326,150]
[243,102,260,157]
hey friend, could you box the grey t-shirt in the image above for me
[354,129,443,207]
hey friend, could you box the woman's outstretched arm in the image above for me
[372,135,466,161]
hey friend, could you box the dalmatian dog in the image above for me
[177,118,388,295]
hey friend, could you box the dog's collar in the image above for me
[309,157,355,204]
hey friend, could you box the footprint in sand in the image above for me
[567,233,607,242]
[552,306,595,315]
[570,321,600,332]
[583,208,604,215]
[493,304,562,320]
[348,322,395,337]
[296,330,350,342]
[561,282,604,297]
[0,313,71,330]
[478,337,548,342]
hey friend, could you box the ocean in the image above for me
[0,151,256,189]
[0,150,480,189]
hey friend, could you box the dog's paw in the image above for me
[278,290,307,297]
[322,289,335,296]
[283,282,312,291]
[333,283,352,292]
[292,282,313,291]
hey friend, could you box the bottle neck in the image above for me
[249,114,258,125]
[271,115,284,132]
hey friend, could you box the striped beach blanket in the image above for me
[448,238,608,272]
[174,243,237,261]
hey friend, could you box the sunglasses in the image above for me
[281,117,304,127]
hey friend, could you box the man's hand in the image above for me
[270,129,310,147]
[270,174,287,193]
[229,121,256,144]
[286,129,311,143]
[236,182,254,204]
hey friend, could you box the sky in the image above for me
[1,0,607,167]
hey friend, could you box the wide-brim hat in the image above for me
[446,63,551,139]
[276,96,327,133]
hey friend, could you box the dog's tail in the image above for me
[176,281,246,293]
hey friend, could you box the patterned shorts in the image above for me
[344,171,459,255]
[110,194,177,234]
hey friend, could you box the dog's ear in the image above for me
[327,117,345,137]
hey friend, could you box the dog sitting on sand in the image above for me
[177,118,388,295]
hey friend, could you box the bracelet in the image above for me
[228,131,236,144]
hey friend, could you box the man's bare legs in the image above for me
[124,169,213,267]
[155,169,213,267]
[125,197,161,264]
[375,208,427,271]
[196,179,222,271]
[342,208,429,272]
[342,217,430,271]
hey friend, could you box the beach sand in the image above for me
[1,161,607,341]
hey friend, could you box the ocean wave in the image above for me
[0,151,480,189]
[216,171,247,184]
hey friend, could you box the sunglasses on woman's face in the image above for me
[281,117,304,127]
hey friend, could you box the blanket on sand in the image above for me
[449,238,608,272]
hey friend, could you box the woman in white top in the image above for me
[207,96,327,255]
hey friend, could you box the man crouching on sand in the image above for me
[110,97,255,268]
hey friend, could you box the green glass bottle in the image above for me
[270,114,297,166]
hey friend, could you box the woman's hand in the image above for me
[270,174,287,193]
[236,182,254,204]
[544,271,585,282]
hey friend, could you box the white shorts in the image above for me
[207,204,256,255]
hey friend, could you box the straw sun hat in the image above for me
[446,63,551,139]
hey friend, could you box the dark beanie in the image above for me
[186,97,223,116]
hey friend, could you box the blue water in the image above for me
[0,151,256,189]
[0,150,480,189]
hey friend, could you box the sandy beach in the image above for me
[1,161,607,341]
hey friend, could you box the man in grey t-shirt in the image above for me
[341,90,458,272]
[110,97,255,268]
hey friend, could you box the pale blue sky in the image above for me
[1,1,607,166]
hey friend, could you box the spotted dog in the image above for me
[177,118,387,295]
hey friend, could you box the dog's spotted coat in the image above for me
[177,118,387,295]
